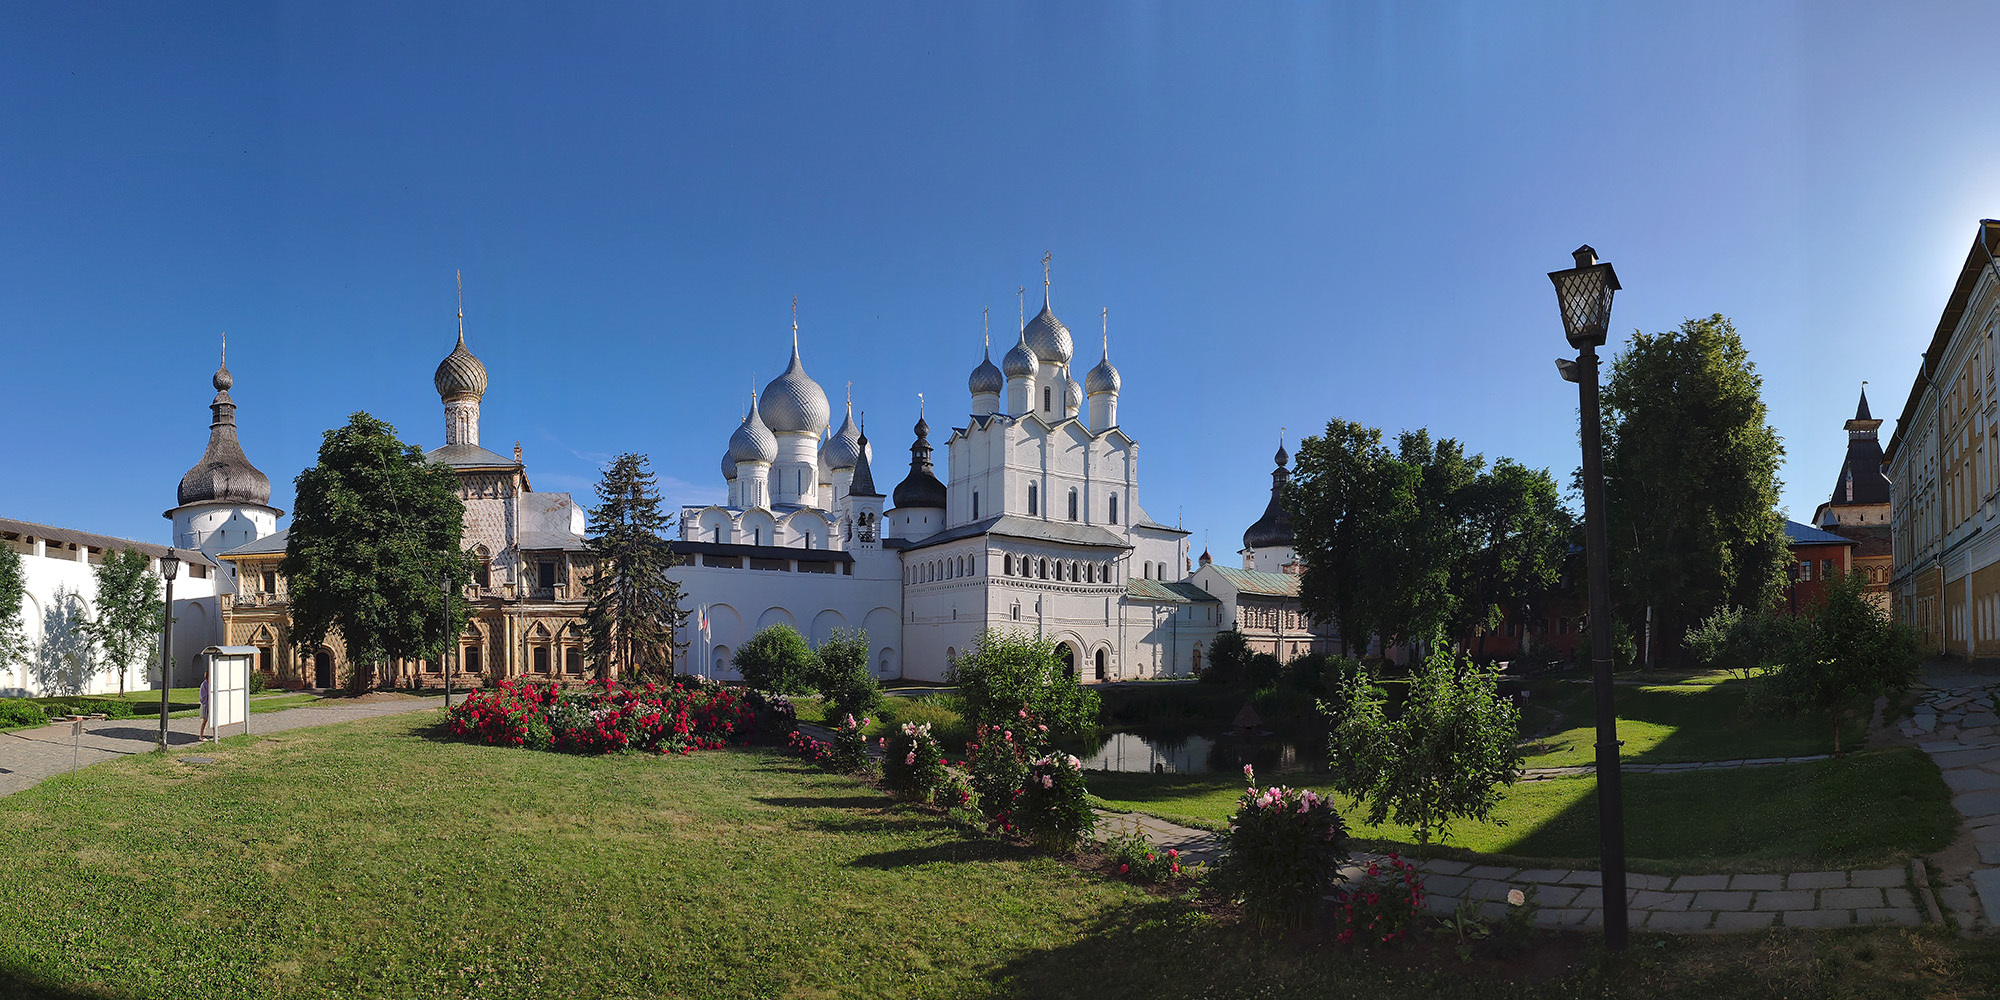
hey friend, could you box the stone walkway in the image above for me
[0,694,444,798]
[1521,755,1830,781]
[1902,676,2000,931]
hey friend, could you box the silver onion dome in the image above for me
[824,404,864,470]
[1023,298,1073,366]
[1064,376,1083,414]
[969,351,1004,396]
[759,338,830,435]
[1002,328,1037,378]
[434,331,489,401]
[728,400,778,465]
[1085,352,1121,395]
[721,449,739,481]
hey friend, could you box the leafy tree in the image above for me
[1199,628,1252,685]
[811,627,881,723]
[582,453,688,681]
[1289,421,1401,654]
[1602,315,1789,664]
[0,544,26,684]
[283,413,473,693]
[88,548,161,694]
[734,624,817,696]
[1457,459,1572,652]
[948,630,1100,743]
[1324,651,1522,851]
[1757,571,1920,753]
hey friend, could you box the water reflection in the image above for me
[1082,728,1325,775]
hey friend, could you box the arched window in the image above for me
[1109,494,1119,524]
[1028,483,1038,516]
[1004,555,1014,576]
[1068,488,1078,521]
[1039,558,1048,579]
[1043,386,1052,412]
[1070,561,1079,581]
[1144,562,1153,580]
[1094,648,1107,681]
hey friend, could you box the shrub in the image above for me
[811,628,882,723]
[734,624,817,695]
[446,678,755,755]
[1016,751,1094,854]
[1219,764,1350,927]
[1331,853,1425,947]
[883,721,948,802]
[825,713,872,774]
[1101,824,1192,884]
[939,771,976,815]
[968,721,1032,835]
[880,693,969,753]
[0,699,48,729]
[1757,569,1921,753]
[1325,652,1521,850]
[1200,630,1253,685]
[949,630,1098,743]
[786,729,835,766]
[743,690,798,745]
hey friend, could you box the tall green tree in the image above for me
[0,544,26,684]
[582,453,687,680]
[1456,459,1573,651]
[810,628,882,723]
[1373,430,1482,651]
[1602,315,1788,664]
[1289,421,1402,654]
[283,413,472,693]
[89,548,162,694]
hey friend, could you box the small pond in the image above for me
[1081,727,1328,775]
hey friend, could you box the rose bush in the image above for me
[1016,751,1094,854]
[883,721,947,802]
[825,713,871,774]
[1331,853,1424,947]
[967,714,1039,835]
[447,678,756,755]
[1218,765,1350,927]
[1102,825,1193,885]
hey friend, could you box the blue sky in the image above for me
[4,2,1998,551]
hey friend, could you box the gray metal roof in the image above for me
[218,528,289,558]
[425,443,519,469]
[669,540,855,564]
[1784,520,1857,547]
[896,514,1133,553]
[516,531,589,552]
[0,516,220,567]
[1125,579,1220,604]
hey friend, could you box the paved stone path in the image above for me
[0,694,444,798]
[1521,755,1831,781]
[1903,677,2000,931]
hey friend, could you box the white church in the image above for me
[672,273,1240,684]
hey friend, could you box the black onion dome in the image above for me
[434,332,489,401]
[893,412,948,509]
[177,362,271,508]
[1242,446,1294,550]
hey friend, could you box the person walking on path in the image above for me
[197,670,211,742]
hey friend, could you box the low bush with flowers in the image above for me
[446,678,755,755]
[825,714,872,773]
[1330,853,1425,947]
[967,709,1043,835]
[786,729,836,766]
[1218,764,1350,927]
[742,690,798,745]
[882,721,948,802]
[1016,751,1095,854]
[1101,824,1194,885]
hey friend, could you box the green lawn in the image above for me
[0,714,1993,999]
[1518,673,1864,767]
[25,688,323,722]
[1089,747,1954,875]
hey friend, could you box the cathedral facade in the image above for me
[672,277,1218,684]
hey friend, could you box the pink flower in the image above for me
[905,753,917,765]
[1037,724,1047,732]
[1508,889,1526,907]
[1243,764,1255,781]
[1019,708,1029,719]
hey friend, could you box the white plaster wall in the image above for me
[5,546,220,697]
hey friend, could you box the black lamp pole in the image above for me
[442,570,454,710]
[1550,246,1630,951]
[156,549,180,751]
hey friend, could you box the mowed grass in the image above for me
[1089,747,1955,874]
[0,714,1995,999]
[1520,674,1865,767]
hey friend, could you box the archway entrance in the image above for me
[314,649,334,689]
[1058,644,1076,680]
[1094,648,1107,681]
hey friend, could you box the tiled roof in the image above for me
[1124,579,1219,604]
[1202,564,1300,597]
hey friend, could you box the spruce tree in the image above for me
[583,453,687,680]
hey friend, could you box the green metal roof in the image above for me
[1201,564,1299,597]
[1124,579,1220,604]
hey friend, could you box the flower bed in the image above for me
[448,678,757,755]
[1219,764,1350,927]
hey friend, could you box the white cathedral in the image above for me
[672,276,1228,684]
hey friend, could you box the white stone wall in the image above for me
[3,539,220,697]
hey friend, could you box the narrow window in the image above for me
[1109,494,1119,524]
[1068,488,1078,521]
[972,491,980,519]
[1043,386,1052,412]
[262,570,277,594]
[1028,483,1038,516]
[1145,563,1153,580]
[1039,558,1048,579]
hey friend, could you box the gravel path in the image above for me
[0,694,444,798]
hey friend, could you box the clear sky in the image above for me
[4,2,1998,552]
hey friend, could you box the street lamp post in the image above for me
[441,570,454,710]
[1549,245,1630,951]
[157,548,181,751]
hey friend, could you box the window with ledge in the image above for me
[538,562,557,590]
[1068,488,1078,521]
[1028,483,1038,516]
[261,570,277,594]
[1043,386,1052,412]
[1109,494,1119,524]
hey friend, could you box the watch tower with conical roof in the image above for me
[165,337,284,590]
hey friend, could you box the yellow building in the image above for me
[1885,219,2000,658]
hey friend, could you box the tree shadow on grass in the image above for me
[848,837,1035,869]
[803,813,960,838]
[0,960,134,1000]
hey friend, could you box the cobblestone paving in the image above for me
[1904,680,2000,931]
[0,695,444,798]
